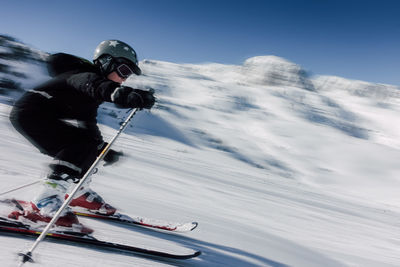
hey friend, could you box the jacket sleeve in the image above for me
[66,72,120,102]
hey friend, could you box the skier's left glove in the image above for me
[111,86,155,109]
[98,142,123,166]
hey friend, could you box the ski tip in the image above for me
[190,222,199,231]
[175,250,201,259]
[175,221,199,232]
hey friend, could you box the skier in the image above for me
[8,40,155,233]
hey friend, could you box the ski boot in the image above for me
[8,174,93,234]
[68,187,117,216]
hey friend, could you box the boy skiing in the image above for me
[8,40,155,233]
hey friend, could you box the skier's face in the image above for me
[107,71,126,84]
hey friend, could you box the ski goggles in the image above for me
[115,63,134,79]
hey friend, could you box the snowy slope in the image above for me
[0,39,400,266]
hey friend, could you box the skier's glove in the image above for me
[98,142,123,166]
[104,149,123,166]
[112,86,155,109]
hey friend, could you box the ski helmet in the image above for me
[93,40,141,76]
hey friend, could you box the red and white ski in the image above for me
[1,199,198,232]
[73,208,198,232]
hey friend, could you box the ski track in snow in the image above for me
[0,48,400,266]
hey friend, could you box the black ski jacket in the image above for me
[15,69,121,145]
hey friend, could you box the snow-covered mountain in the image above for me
[0,35,48,103]
[0,36,399,266]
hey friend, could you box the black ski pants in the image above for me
[9,92,98,177]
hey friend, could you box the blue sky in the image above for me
[1,0,399,85]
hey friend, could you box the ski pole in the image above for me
[0,180,41,197]
[18,107,139,266]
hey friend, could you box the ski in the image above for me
[73,208,198,232]
[0,217,201,260]
[1,199,198,233]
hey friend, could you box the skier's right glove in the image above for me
[98,142,123,166]
[111,86,155,109]
[104,149,123,166]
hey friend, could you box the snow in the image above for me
[0,53,400,266]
